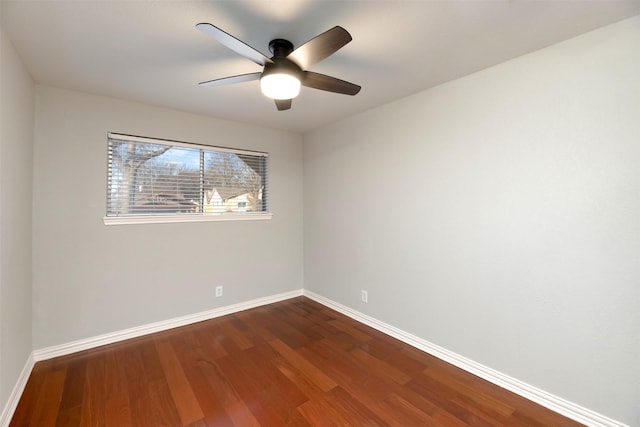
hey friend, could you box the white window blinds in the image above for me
[107,133,268,219]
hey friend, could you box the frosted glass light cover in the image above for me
[260,73,301,100]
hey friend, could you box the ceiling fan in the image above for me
[196,23,361,111]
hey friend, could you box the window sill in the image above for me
[103,212,273,225]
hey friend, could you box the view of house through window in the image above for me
[107,133,268,218]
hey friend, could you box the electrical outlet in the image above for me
[215,286,223,298]
[361,290,368,303]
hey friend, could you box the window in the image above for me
[105,133,270,224]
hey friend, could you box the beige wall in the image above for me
[304,16,640,425]
[32,87,303,348]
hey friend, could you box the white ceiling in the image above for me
[2,1,639,133]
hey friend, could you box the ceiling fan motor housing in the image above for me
[261,39,304,88]
[261,58,303,80]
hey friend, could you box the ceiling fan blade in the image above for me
[302,71,361,96]
[196,23,273,66]
[199,72,261,87]
[287,26,352,70]
[275,99,292,111]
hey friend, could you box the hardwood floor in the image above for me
[10,297,583,426]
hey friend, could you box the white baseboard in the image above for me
[33,289,303,362]
[0,353,35,427]
[302,290,627,427]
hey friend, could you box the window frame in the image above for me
[103,133,272,225]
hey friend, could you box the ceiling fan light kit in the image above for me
[260,73,301,99]
[196,23,361,111]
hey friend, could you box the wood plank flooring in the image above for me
[10,297,583,426]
